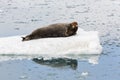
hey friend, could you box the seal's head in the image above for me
[70,22,78,28]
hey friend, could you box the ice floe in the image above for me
[0,28,102,64]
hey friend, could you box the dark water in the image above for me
[0,0,120,80]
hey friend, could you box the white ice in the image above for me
[0,28,102,64]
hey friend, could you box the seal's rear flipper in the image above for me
[21,37,25,41]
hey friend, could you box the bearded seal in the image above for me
[22,22,78,41]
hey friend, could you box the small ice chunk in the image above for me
[81,72,89,76]
[19,75,28,79]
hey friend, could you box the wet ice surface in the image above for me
[0,0,120,80]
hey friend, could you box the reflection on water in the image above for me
[0,54,100,65]
[32,58,78,70]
